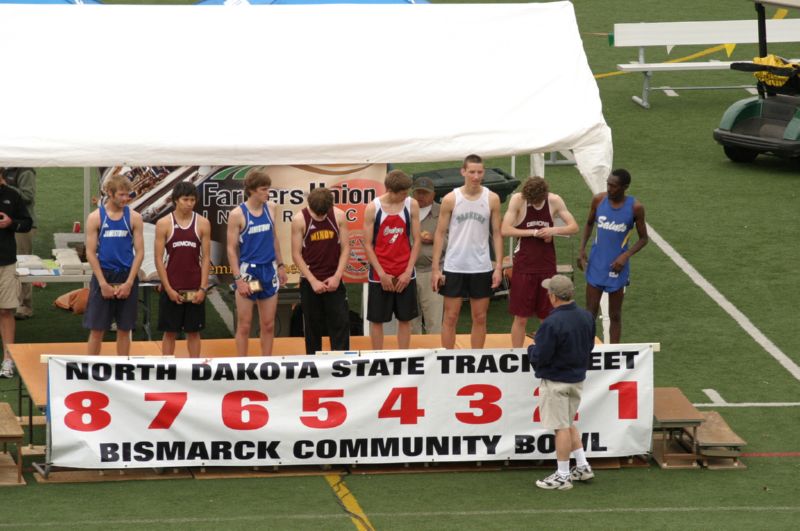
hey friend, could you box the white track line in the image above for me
[694,402,800,408]
[647,223,800,382]
[207,289,235,335]
[702,389,727,403]
[3,506,799,527]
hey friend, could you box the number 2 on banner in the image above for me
[378,387,424,424]
[145,392,188,429]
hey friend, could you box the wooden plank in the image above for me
[651,432,699,469]
[693,411,747,448]
[653,387,704,427]
[618,61,735,73]
[704,456,747,470]
[34,468,193,484]
[0,454,26,487]
[0,403,23,440]
[613,19,800,47]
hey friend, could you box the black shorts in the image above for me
[82,270,139,331]
[158,290,206,333]
[367,279,419,323]
[439,271,493,299]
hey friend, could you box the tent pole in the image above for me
[83,167,91,225]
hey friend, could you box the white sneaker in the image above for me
[536,471,573,490]
[570,464,594,481]
[0,359,14,379]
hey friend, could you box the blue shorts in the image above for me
[240,262,279,300]
[83,269,139,331]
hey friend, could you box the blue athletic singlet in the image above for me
[98,205,134,271]
[586,196,635,292]
[238,203,276,265]
[238,203,279,299]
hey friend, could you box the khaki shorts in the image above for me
[539,379,583,430]
[0,264,20,310]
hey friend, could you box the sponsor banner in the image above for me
[48,345,653,469]
[99,164,386,283]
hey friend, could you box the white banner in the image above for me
[47,345,653,469]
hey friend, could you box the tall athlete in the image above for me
[578,169,648,343]
[226,167,288,357]
[154,182,211,358]
[501,177,578,347]
[291,187,351,354]
[432,154,503,349]
[362,170,421,350]
[84,175,144,355]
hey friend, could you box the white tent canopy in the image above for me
[0,2,611,191]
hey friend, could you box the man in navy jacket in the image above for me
[528,274,595,490]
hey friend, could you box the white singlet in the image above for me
[443,187,492,273]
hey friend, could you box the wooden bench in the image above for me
[688,411,747,470]
[613,18,800,108]
[0,403,24,485]
[652,387,704,469]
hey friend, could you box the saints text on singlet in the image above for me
[512,197,557,275]
[586,195,636,291]
[165,212,202,291]
[444,187,492,273]
[301,208,340,280]
[98,205,133,271]
[369,196,413,281]
[238,202,276,265]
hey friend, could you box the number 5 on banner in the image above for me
[301,389,347,429]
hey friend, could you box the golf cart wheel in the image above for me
[723,146,759,163]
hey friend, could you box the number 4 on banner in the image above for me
[378,387,425,424]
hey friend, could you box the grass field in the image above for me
[1,0,799,529]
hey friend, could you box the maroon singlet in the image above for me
[512,198,557,275]
[165,212,202,290]
[301,208,341,280]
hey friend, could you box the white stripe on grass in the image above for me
[647,223,800,382]
[2,506,799,527]
[207,288,235,335]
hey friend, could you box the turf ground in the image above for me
[1,0,799,529]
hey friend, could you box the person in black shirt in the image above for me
[0,168,33,378]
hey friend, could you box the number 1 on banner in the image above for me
[145,392,188,429]
[378,387,425,424]
[609,381,638,419]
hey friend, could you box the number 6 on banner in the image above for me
[222,391,269,430]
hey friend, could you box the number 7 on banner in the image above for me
[145,392,188,429]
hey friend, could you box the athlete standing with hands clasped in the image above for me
[578,169,648,344]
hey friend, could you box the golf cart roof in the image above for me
[753,0,800,9]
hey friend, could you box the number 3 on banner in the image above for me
[455,384,502,424]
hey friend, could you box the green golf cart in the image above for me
[713,0,800,163]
